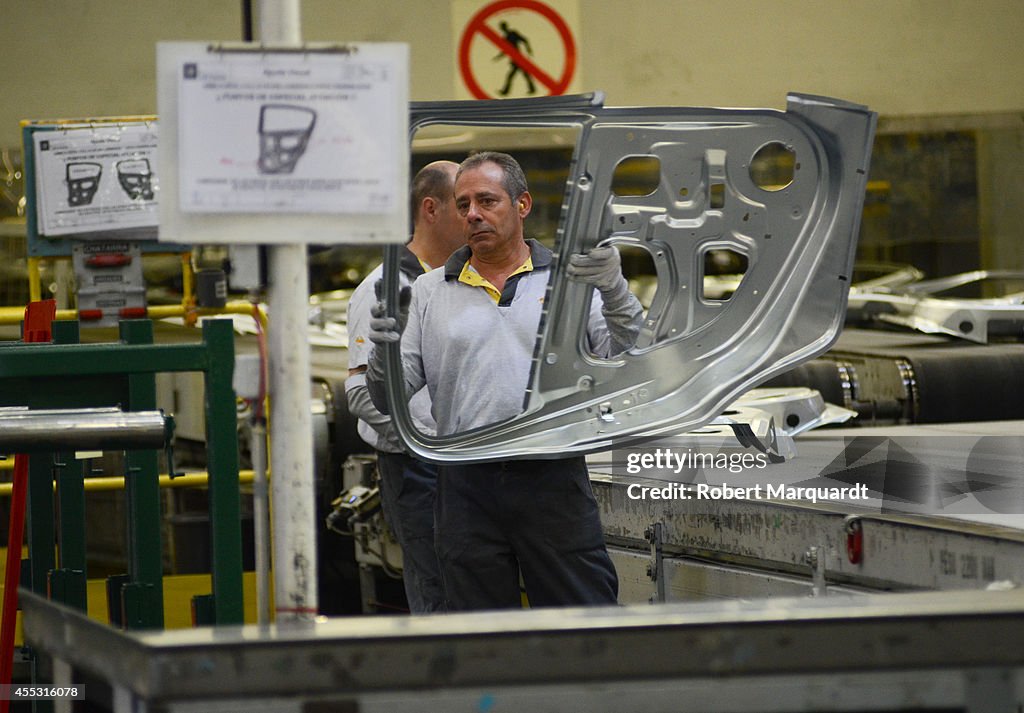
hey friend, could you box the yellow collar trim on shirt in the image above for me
[458,256,534,304]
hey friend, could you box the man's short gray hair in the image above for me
[457,151,529,201]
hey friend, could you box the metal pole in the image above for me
[251,420,271,626]
[258,0,319,623]
[0,408,169,451]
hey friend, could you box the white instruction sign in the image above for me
[177,49,402,214]
[32,123,159,237]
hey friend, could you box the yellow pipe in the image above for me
[147,301,268,330]
[0,301,267,330]
[0,470,255,497]
[180,253,195,308]
[0,306,74,326]
[27,257,42,302]
[21,115,157,128]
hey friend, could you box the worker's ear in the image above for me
[517,191,533,218]
[421,196,438,222]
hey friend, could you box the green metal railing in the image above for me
[0,318,243,628]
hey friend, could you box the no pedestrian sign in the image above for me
[453,0,580,100]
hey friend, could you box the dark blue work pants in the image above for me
[376,451,446,613]
[435,456,619,610]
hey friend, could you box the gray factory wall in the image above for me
[2,0,1022,269]
[979,129,1024,271]
[2,0,1023,147]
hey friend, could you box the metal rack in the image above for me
[1,318,242,628]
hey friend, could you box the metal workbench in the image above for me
[20,587,1024,712]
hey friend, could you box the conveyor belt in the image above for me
[589,419,1024,601]
[593,472,1024,600]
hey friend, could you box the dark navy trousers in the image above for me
[435,456,619,610]
[376,451,446,613]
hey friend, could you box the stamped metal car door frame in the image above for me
[380,92,877,462]
[869,269,1024,343]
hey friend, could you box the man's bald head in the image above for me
[410,160,459,227]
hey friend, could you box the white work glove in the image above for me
[567,245,643,354]
[566,245,624,294]
[366,281,411,398]
[368,280,411,344]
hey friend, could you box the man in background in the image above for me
[345,160,463,613]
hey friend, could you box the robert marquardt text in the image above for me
[626,482,870,504]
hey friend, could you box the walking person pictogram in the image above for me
[494,21,536,96]
[457,0,578,101]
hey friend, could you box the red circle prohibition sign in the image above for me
[459,0,577,100]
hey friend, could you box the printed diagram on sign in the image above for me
[116,159,155,200]
[66,162,102,206]
[32,122,159,237]
[171,44,406,219]
[494,21,535,96]
[258,104,317,175]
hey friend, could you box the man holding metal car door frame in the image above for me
[367,150,643,611]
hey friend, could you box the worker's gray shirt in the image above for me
[398,240,640,436]
[346,246,436,452]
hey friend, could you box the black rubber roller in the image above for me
[763,360,849,408]
[907,349,1024,423]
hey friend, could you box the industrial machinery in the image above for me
[324,456,405,614]
[9,86,1024,713]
